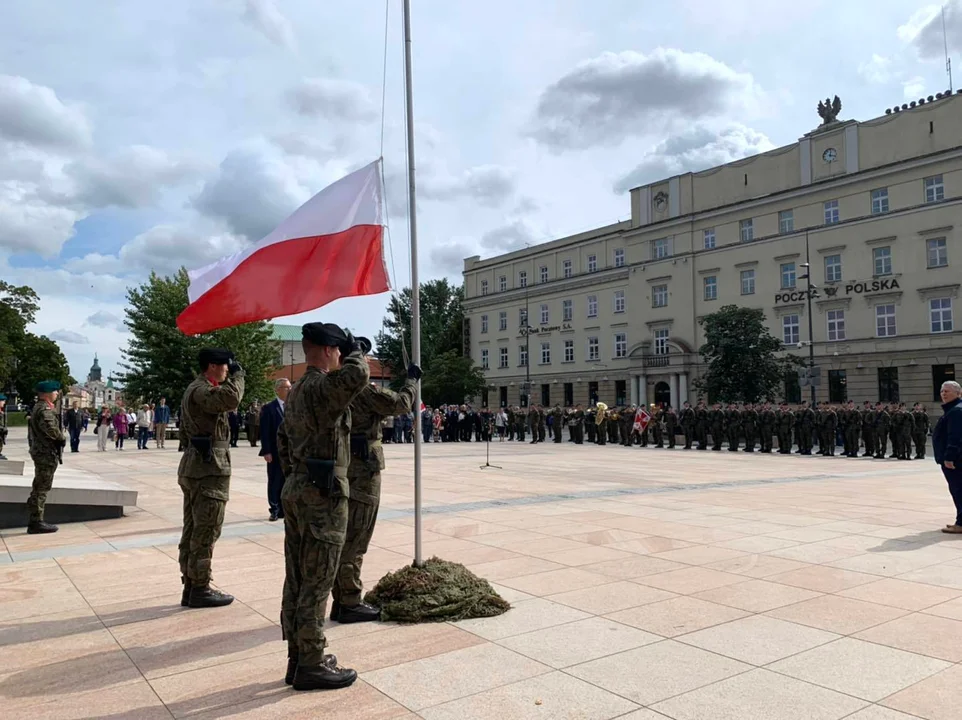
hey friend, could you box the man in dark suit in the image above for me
[934,380,962,534]
[260,378,291,521]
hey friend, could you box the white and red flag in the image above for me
[633,407,651,432]
[177,160,389,335]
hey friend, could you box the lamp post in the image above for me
[800,231,817,405]
[521,284,533,407]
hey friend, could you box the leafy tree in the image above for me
[375,279,466,390]
[694,305,803,403]
[118,269,280,410]
[420,350,487,407]
[14,334,75,402]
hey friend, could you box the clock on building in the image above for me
[822,147,838,163]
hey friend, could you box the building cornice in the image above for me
[463,268,629,310]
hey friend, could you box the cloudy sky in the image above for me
[2,0,959,383]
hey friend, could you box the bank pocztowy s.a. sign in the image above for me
[775,277,901,305]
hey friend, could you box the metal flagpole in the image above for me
[402,0,424,567]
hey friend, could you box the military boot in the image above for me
[336,602,380,624]
[181,579,192,608]
[329,598,340,622]
[292,654,357,691]
[285,651,298,685]
[187,584,234,608]
[27,521,58,534]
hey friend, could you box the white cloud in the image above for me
[242,0,296,51]
[84,310,126,332]
[858,54,892,84]
[420,165,518,207]
[48,329,89,344]
[529,49,762,150]
[903,76,927,98]
[899,1,962,60]
[0,74,91,149]
[287,78,377,122]
[430,219,544,274]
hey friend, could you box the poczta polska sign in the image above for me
[775,277,901,304]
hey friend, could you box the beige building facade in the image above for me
[462,93,962,413]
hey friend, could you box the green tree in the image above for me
[375,279,466,390]
[420,350,487,407]
[695,305,802,403]
[118,269,280,410]
[14,333,75,401]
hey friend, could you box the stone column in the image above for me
[638,374,648,407]
[629,375,639,406]
[669,374,679,409]
[678,372,689,405]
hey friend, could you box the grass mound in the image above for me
[364,556,511,623]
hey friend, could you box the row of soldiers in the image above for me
[499,399,931,458]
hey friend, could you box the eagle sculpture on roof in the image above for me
[817,95,842,125]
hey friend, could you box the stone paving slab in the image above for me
[0,429,960,718]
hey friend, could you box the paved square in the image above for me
[2,429,962,718]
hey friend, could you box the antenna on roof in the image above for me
[944,4,954,93]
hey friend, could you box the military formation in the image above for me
[495,399,931,459]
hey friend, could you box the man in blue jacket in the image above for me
[154,398,171,449]
[259,378,291,521]
[933,380,962,534]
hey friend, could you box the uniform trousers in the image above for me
[178,475,228,585]
[333,478,379,607]
[27,456,58,523]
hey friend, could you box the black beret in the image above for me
[302,322,347,347]
[198,348,233,367]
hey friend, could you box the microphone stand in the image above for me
[479,418,501,470]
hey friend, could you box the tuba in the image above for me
[595,401,608,421]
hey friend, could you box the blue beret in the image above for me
[34,380,61,393]
[0,394,6,400]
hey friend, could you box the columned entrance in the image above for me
[654,381,671,407]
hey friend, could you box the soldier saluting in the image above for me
[26,380,65,534]
[177,348,245,609]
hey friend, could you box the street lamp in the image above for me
[520,284,533,407]
[799,231,817,405]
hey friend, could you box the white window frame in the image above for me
[562,299,573,321]
[518,270,527,288]
[925,175,945,203]
[876,304,897,338]
[703,228,716,249]
[540,341,551,365]
[653,328,669,355]
[871,187,889,214]
[614,333,627,358]
[498,275,507,292]
[539,265,548,283]
[778,210,794,234]
[873,246,892,276]
[704,275,717,300]
[780,262,796,290]
[480,314,488,334]
[540,304,549,325]
[927,237,948,268]
[587,254,597,272]
[782,314,800,345]
[827,309,846,341]
[587,294,598,318]
[498,347,508,368]
[652,237,670,259]
[824,199,840,225]
[740,219,753,243]
[498,311,507,331]
[740,269,755,295]
[652,284,668,308]
[613,289,626,313]
[480,348,489,369]
[519,345,528,367]
[614,248,625,267]
[562,259,572,278]
[930,297,953,333]
[480,279,488,296]
[587,336,599,361]
[824,254,842,283]
[563,339,574,363]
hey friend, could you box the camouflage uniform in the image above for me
[861,404,876,457]
[679,405,695,449]
[709,406,725,451]
[741,405,758,452]
[758,405,776,453]
[664,408,678,448]
[819,406,837,456]
[177,369,245,587]
[776,406,795,453]
[694,404,709,450]
[844,404,862,457]
[874,405,891,458]
[798,404,816,454]
[913,406,929,459]
[334,380,416,611]
[725,405,740,451]
[278,350,369,668]
[595,408,607,445]
[552,406,564,443]
[27,399,65,524]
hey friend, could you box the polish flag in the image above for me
[177,160,390,335]
[633,408,651,432]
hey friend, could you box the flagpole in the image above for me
[402,0,423,567]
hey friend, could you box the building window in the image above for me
[587,254,597,272]
[480,348,489,369]
[933,364,956,401]
[481,279,488,296]
[652,237,670,259]
[564,339,574,363]
[927,237,948,268]
[824,199,840,225]
[614,248,625,267]
[588,381,599,404]
[873,246,892,276]
[876,304,897,337]
[878,367,900,402]
[540,304,549,325]
[614,289,626,313]
[564,382,574,406]
[740,268,755,295]
[930,297,953,333]
[519,345,528,367]
[563,259,572,278]
[518,270,527,288]
[782,314,800,345]
[587,295,598,318]
[539,383,549,406]
[481,314,488,334]
[925,174,945,203]
[784,372,801,404]
[498,311,507,331]
[519,308,527,327]
[540,341,551,364]
[780,262,796,290]
[587,336,599,361]
[703,228,716,249]
[740,219,754,243]
[871,187,889,214]
[653,328,669,355]
[499,347,508,368]
[828,369,848,403]
[615,379,627,406]
[614,333,627,358]
[827,309,845,341]
[540,265,548,283]
[652,284,668,308]
[824,253,842,283]
[704,275,717,300]
[498,275,507,292]
[562,299,573,321]
[778,210,794,234]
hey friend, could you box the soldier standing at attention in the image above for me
[178,349,244,608]
[819,403,837,456]
[652,407,665,448]
[898,403,914,460]
[798,401,816,455]
[595,404,607,445]
[874,402,891,459]
[0,393,7,460]
[277,323,369,691]
[741,402,758,452]
[725,403,740,452]
[709,403,724,451]
[694,400,709,450]
[860,401,875,458]
[664,405,678,448]
[679,401,694,449]
[332,349,419,624]
[777,402,794,454]
[844,400,862,458]
[571,404,585,444]
[26,381,65,534]
[552,405,563,444]
[758,402,775,453]
[913,403,930,459]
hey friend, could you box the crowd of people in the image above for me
[63,399,173,452]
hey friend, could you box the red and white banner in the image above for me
[177,160,390,335]
[633,408,651,432]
